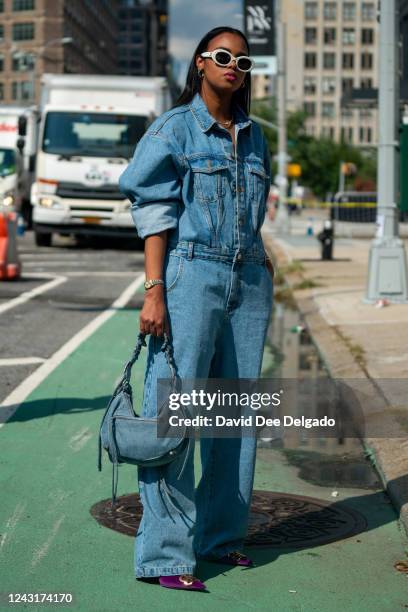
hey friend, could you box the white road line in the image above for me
[22,262,89,267]
[20,253,85,259]
[63,271,138,277]
[0,357,46,366]
[0,273,144,428]
[22,272,64,279]
[21,271,139,278]
[0,275,67,316]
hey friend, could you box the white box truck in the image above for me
[32,74,172,246]
[0,105,40,224]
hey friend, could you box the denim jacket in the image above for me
[119,92,271,258]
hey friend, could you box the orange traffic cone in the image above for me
[0,210,22,280]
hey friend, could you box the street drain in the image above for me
[90,490,366,549]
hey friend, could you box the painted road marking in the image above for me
[0,357,46,366]
[31,515,65,568]
[0,275,67,316]
[0,501,26,554]
[0,273,144,428]
[23,271,138,278]
[22,262,91,267]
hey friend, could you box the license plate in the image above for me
[82,217,101,224]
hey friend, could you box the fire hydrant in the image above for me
[317,220,334,260]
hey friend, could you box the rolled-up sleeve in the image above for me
[119,132,181,239]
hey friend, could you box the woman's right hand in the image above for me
[140,285,170,337]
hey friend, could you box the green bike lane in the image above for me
[0,306,407,611]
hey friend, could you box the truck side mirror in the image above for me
[18,116,27,136]
[17,137,25,152]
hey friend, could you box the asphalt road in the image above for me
[0,230,146,405]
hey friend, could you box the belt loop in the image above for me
[187,241,194,260]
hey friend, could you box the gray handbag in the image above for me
[98,332,190,511]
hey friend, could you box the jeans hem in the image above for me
[135,566,195,578]
[196,542,246,561]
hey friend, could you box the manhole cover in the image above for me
[90,490,366,549]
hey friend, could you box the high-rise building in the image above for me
[118,0,168,77]
[0,0,119,104]
[270,0,379,148]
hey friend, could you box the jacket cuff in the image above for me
[131,202,179,239]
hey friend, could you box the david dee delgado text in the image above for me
[166,390,336,429]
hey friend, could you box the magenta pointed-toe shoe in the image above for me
[215,551,254,567]
[159,574,208,591]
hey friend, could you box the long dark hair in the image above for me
[173,26,252,115]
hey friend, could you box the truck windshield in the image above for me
[0,149,16,177]
[42,112,148,159]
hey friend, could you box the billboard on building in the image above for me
[244,0,276,75]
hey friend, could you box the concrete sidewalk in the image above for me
[261,215,408,536]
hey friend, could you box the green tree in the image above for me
[252,98,377,199]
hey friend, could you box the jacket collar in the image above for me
[189,92,252,133]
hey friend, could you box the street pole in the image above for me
[365,0,408,302]
[31,54,36,103]
[274,0,290,234]
[338,161,345,193]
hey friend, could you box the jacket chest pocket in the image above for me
[248,160,269,233]
[190,158,228,203]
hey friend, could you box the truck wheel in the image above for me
[35,232,52,247]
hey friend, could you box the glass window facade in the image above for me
[322,76,336,94]
[323,2,336,20]
[361,28,374,44]
[342,28,355,45]
[362,3,375,21]
[304,52,317,68]
[304,76,317,95]
[305,27,318,44]
[323,53,336,69]
[12,22,35,41]
[13,0,35,10]
[322,102,335,118]
[305,2,318,20]
[304,101,316,116]
[342,53,354,69]
[343,3,356,21]
[324,28,336,44]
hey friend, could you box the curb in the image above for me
[262,229,408,538]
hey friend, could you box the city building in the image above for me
[251,73,273,100]
[281,0,379,147]
[0,0,119,104]
[118,0,168,77]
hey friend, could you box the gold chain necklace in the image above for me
[218,117,234,128]
[202,86,233,128]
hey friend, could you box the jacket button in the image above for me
[236,252,242,260]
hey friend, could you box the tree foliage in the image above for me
[251,98,377,199]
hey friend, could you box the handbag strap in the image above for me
[120,331,180,394]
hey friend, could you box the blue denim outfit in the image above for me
[119,92,273,578]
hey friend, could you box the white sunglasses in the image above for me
[200,48,254,73]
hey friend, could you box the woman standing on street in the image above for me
[119,26,274,592]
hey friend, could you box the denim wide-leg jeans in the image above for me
[134,243,273,578]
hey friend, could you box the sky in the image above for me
[169,0,243,85]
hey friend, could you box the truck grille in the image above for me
[56,182,126,200]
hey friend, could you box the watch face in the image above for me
[144,281,151,290]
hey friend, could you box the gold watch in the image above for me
[144,279,164,290]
